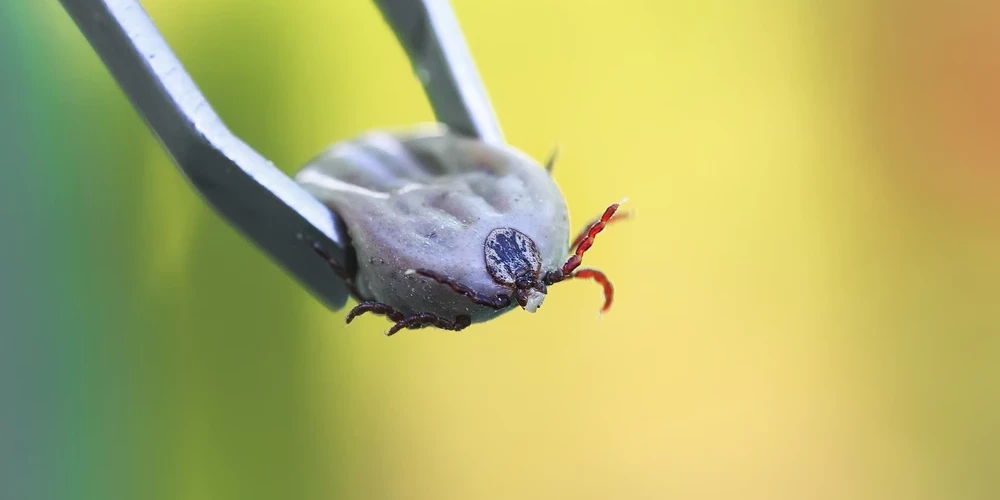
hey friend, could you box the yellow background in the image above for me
[8,0,999,499]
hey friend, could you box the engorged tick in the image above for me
[295,126,628,336]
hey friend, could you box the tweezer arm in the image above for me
[59,0,350,310]
[374,0,504,145]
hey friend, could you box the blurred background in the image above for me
[2,0,999,499]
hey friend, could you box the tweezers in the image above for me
[58,0,503,311]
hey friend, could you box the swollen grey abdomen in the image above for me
[294,125,570,322]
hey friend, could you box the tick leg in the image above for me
[347,301,473,336]
[409,269,512,309]
[386,313,473,337]
[387,313,435,336]
[307,239,365,299]
[544,145,559,174]
[346,301,407,324]
[562,200,625,275]
[570,211,629,250]
[569,268,615,313]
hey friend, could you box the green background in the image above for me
[3,1,999,499]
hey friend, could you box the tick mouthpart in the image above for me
[523,288,546,313]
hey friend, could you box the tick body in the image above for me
[295,125,622,335]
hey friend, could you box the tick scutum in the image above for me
[484,227,542,287]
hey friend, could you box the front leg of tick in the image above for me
[570,209,630,250]
[347,301,473,337]
[544,200,626,313]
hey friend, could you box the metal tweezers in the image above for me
[59,0,504,311]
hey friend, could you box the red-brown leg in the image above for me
[570,212,630,250]
[408,269,513,309]
[570,268,615,313]
[562,200,626,275]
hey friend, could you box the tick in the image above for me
[295,126,626,336]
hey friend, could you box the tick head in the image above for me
[516,288,546,313]
[513,277,547,313]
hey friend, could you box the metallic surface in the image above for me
[58,0,502,312]
[374,0,504,144]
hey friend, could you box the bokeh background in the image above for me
[3,1,999,499]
